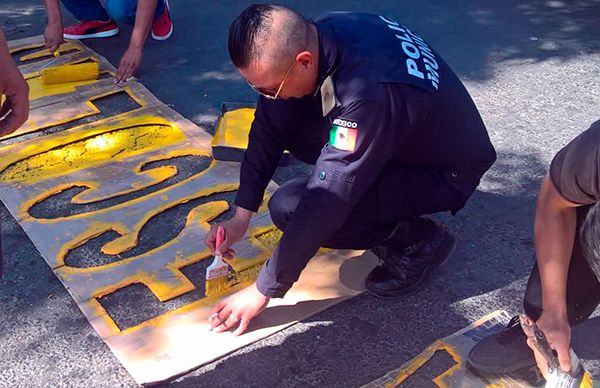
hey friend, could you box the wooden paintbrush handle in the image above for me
[215,226,225,251]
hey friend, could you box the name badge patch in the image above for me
[329,118,358,152]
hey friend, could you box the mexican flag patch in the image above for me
[329,118,358,152]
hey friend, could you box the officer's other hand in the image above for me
[204,208,252,259]
[526,312,572,377]
[44,20,63,53]
[0,54,29,137]
[208,283,269,336]
[114,45,142,83]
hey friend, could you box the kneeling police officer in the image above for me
[206,4,496,335]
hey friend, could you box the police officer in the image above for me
[206,4,496,335]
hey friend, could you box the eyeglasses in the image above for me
[247,59,296,100]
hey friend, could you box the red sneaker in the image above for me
[63,19,119,40]
[151,0,173,41]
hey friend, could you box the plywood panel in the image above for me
[2,36,377,385]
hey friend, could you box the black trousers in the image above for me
[524,204,600,325]
[268,162,482,250]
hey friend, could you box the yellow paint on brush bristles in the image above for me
[204,226,278,296]
[205,275,229,296]
[41,62,99,85]
[205,262,263,296]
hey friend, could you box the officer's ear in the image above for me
[295,51,314,70]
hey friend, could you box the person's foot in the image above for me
[151,0,173,41]
[365,219,456,299]
[467,316,537,374]
[63,19,119,40]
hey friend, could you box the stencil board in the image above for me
[362,310,545,388]
[3,36,378,385]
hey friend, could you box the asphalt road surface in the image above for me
[1,1,600,387]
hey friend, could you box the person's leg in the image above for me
[150,0,172,41]
[468,203,600,375]
[104,0,137,24]
[268,176,394,250]
[103,0,166,24]
[268,162,480,297]
[269,163,476,249]
[524,204,600,323]
[60,0,110,21]
[61,0,119,39]
[153,0,166,19]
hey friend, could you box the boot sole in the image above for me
[64,28,119,40]
[151,24,173,41]
[366,231,456,299]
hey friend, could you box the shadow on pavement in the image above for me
[3,0,600,122]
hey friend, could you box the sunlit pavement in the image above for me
[1,1,600,387]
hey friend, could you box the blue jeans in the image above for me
[60,0,165,24]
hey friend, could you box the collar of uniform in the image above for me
[313,21,339,97]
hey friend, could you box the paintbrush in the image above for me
[519,314,593,388]
[205,225,231,296]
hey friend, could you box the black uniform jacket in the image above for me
[234,12,496,297]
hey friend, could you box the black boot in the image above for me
[365,218,456,299]
[467,316,544,385]
[467,316,537,373]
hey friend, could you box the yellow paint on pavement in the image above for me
[212,107,255,150]
[18,41,82,61]
[0,116,185,184]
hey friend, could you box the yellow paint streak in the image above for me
[225,224,273,273]
[56,220,129,267]
[10,42,44,55]
[212,108,255,150]
[56,189,234,270]
[1,120,184,184]
[26,70,100,100]
[254,227,282,251]
[101,185,235,256]
[123,279,250,336]
[387,342,462,388]
[432,344,462,387]
[18,41,82,61]
[7,100,99,139]
[6,88,145,141]
[117,86,146,108]
[41,62,99,85]
[0,114,177,172]
[17,150,218,224]
[581,372,593,388]
[72,149,209,204]
[97,272,193,304]
[83,298,121,337]
[253,226,331,255]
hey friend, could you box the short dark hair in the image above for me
[228,4,308,70]
[228,4,274,69]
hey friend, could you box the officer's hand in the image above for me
[526,312,572,377]
[44,20,63,53]
[0,55,29,137]
[205,209,252,260]
[209,283,269,336]
[115,45,142,83]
